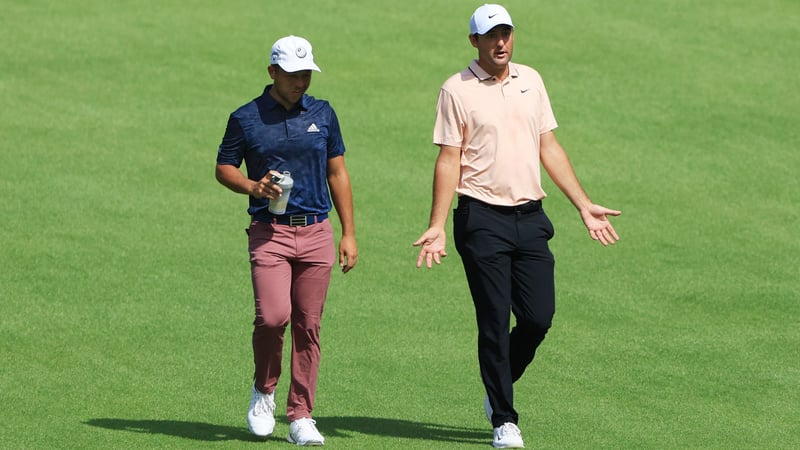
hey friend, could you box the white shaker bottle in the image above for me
[268,171,294,215]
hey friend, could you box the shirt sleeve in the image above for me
[536,74,558,134]
[326,108,346,159]
[216,114,246,167]
[432,88,464,148]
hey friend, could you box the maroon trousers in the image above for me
[247,219,335,421]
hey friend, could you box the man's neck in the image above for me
[268,87,299,111]
[477,61,510,81]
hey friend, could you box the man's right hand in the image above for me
[413,228,448,268]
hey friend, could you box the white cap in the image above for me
[270,35,321,72]
[470,4,514,35]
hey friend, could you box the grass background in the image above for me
[1,0,798,448]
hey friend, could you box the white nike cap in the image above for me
[270,35,321,73]
[470,4,514,35]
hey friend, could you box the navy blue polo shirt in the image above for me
[217,85,346,221]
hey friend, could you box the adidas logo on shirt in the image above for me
[307,123,320,133]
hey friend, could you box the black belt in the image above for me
[270,213,328,227]
[458,196,541,214]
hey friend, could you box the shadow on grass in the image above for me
[315,416,486,444]
[84,418,256,442]
[84,416,486,444]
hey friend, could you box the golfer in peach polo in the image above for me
[414,4,621,448]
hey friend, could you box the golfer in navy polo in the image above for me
[216,35,358,446]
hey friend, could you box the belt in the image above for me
[270,213,328,227]
[458,196,541,214]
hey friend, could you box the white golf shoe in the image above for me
[247,385,276,437]
[493,422,524,448]
[287,417,325,446]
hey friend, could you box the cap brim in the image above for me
[475,22,514,35]
[278,62,321,73]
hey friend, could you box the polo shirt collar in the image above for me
[468,60,520,81]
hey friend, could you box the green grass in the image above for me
[2,0,798,448]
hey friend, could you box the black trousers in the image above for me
[453,196,556,427]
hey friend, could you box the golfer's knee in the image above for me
[254,313,290,329]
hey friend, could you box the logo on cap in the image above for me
[296,47,307,58]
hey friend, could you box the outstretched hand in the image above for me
[580,204,621,246]
[413,228,448,268]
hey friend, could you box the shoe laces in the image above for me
[294,418,319,433]
[498,422,521,439]
[253,392,275,415]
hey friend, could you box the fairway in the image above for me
[1,0,798,448]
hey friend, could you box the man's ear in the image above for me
[267,65,277,80]
[469,33,479,49]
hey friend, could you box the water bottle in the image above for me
[268,171,294,215]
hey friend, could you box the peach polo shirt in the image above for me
[433,60,558,206]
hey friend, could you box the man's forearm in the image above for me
[216,164,256,196]
[428,146,461,228]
